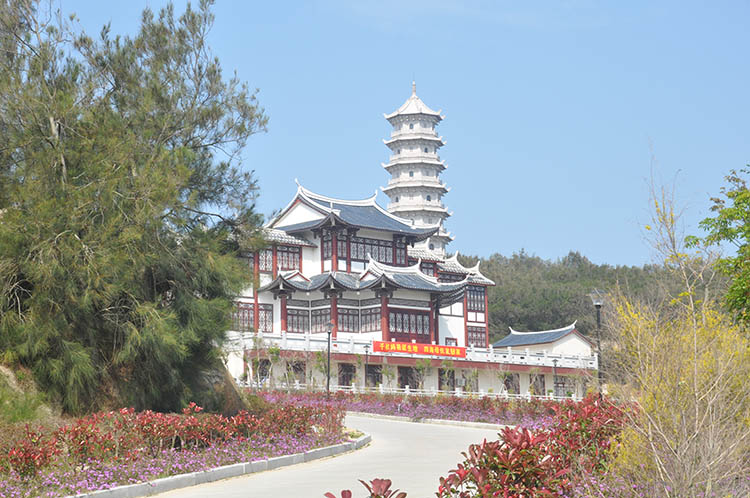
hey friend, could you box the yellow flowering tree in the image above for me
[604,183,750,497]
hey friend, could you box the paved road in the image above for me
[153,414,502,498]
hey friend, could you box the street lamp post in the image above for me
[588,290,605,393]
[326,320,334,397]
[363,343,370,389]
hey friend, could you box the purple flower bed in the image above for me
[256,391,560,429]
[1,432,341,498]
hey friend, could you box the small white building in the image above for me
[223,85,598,398]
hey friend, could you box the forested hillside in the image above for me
[458,250,717,343]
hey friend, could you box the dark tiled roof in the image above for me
[407,247,445,262]
[263,228,315,247]
[306,198,436,237]
[274,219,323,233]
[493,324,579,348]
[382,272,465,293]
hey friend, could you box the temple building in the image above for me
[223,85,598,397]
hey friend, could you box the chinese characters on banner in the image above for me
[373,341,466,358]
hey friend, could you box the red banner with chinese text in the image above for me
[373,341,466,358]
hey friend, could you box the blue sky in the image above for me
[69,1,748,266]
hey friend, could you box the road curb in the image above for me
[72,434,371,498]
[346,411,507,430]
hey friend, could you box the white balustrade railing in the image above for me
[227,331,598,371]
[238,380,582,402]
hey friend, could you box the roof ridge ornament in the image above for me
[412,80,416,96]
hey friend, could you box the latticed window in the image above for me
[240,254,254,274]
[233,303,254,331]
[389,310,429,335]
[311,308,331,333]
[395,239,407,266]
[420,262,436,277]
[258,304,273,332]
[467,326,486,347]
[338,308,359,332]
[467,285,486,312]
[322,233,332,260]
[360,307,380,332]
[277,245,301,270]
[350,236,393,264]
[287,308,309,333]
[258,249,273,273]
[337,238,347,259]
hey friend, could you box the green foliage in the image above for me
[0,376,44,424]
[693,168,750,325]
[0,1,266,413]
[459,251,690,343]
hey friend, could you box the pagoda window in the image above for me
[310,308,331,333]
[409,123,414,129]
[467,326,486,347]
[258,304,273,333]
[395,196,399,203]
[397,149,401,154]
[467,285,486,312]
[409,171,414,177]
[322,233,332,260]
[277,245,301,271]
[429,243,435,250]
[338,308,359,332]
[426,195,431,202]
[424,147,428,153]
[233,303,254,331]
[258,249,273,273]
[287,309,310,333]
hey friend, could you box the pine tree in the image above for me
[0,0,267,413]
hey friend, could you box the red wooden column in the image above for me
[346,233,351,273]
[330,292,339,339]
[331,230,338,272]
[320,231,325,274]
[253,252,260,333]
[463,291,469,347]
[272,246,278,279]
[484,286,490,347]
[379,291,391,342]
[429,297,436,344]
[280,294,288,333]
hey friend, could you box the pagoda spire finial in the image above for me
[411,80,416,95]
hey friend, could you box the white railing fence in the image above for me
[240,380,582,402]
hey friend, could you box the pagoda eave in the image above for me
[382,159,447,169]
[389,206,450,216]
[381,183,449,194]
[384,136,446,147]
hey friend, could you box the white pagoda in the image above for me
[381,82,453,255]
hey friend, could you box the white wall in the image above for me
[438,315,465,347]
[275,202,324,227]
[521,334,592,357]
